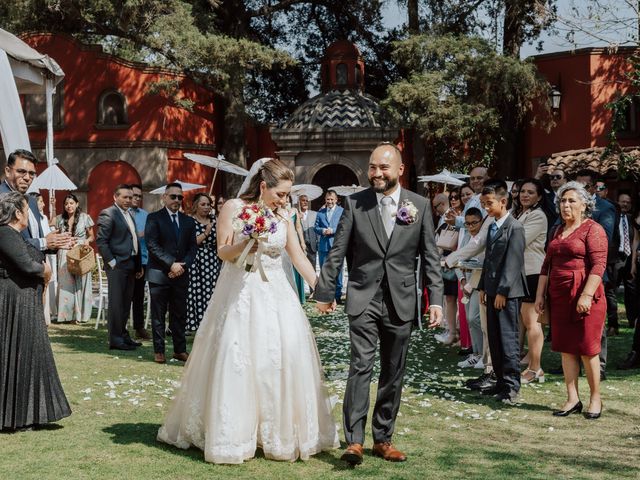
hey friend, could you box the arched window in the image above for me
[97,90,128,127]
[336,63,348,86]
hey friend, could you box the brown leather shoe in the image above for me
[340,443,364,465]
[135,328,152,340]
[373,442,407,462]
[154,353,166,364]
[172,352,189,362]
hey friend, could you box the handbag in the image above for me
[436,226,459,252]
[67,244,96,276]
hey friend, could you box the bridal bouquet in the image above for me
[232,203,278,280]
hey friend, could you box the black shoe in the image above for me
[124,338,142,347]
[600,370,607,381]
[494,392,519,405]
[109,343,136,351]
[480,383,502,396]
[618,351,640,370]
[583,407,602,420]
[467,372,496,391]
[458,347,473,356]
[552,400,583,416]
[336,298,344,305]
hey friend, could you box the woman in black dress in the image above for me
[186,193,222,332]
[0,192,71,431]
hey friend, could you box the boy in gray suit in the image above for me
[478,180,527,405]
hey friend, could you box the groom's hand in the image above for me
[427,306,442,328]
[316,302,335,314]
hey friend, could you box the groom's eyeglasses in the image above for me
[168,194,184,201]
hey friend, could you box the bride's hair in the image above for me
[239,159,294,202]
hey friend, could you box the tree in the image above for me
[383,34,553,173]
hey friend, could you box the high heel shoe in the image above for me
[583,402,602,420]
[552,401,583,417]
[521,368,545,384]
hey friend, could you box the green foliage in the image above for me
[603,54,640,179]
[383,34,553,170]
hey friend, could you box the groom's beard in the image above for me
[369,176,398,193]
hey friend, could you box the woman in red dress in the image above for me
[535,181,607,420]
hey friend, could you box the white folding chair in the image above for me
[94,254,108,329]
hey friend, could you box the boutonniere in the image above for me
[395,200,418,224]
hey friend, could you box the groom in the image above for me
[315,143,443,465]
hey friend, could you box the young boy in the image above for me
[478,180,527,405]
[456,207,485,369]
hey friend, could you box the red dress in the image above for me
[541,219,607,356]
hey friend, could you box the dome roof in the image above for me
[282,89,386,129]
[325,40,361,59]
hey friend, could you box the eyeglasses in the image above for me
[596,185,607,191]
[469,176,484,181]
[132,194,142,198]
[168,194,184,201]
[550,175,564,180]
[450,195,459,200]
[464,220,481,227]
[11,167,37,178]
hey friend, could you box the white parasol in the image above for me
[149,180,206,194]
[27,160,77,217]
[291,184,323,202]
[329,185,367,197]
[184,153,249,195]
[418,169,466,191]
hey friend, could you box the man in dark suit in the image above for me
[575,170,616,379]
[1,149,72,252]
[315,190,344,302]
[145,183,197,364]
[96,184,143,350]
[315,143,443,465]
[298,194,318,292]
[478,180,527,405]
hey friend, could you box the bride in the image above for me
[157,158,338,464]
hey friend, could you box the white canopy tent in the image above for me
[0,27,64,166]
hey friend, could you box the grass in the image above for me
[1,303,639,480]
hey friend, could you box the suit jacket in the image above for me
[516,208,547,276]
[0,180,43,250]
[478,214,527,298]
[315,188,444,322]
[300,209,319,254]
[314,205,344,252]
[144,209,197,286]
[96,205,141,270]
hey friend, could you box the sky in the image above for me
[381,0,638,59]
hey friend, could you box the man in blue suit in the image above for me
[315,189,344,303]
[1,149,72,252]
[145,183,197,364]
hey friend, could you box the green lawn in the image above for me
[1,304,639,480]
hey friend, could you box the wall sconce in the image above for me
[549,86,562,113]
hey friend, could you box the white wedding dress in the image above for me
[157,204,338,464]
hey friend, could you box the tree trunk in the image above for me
[220,79,248,197]
[407,0,420,34]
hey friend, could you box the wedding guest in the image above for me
[433,193,449,229]
[186,193,221,332]
[535,181,607,419]
[96,184,143,351]
[453,186,473,355]
[0,149,73,252]
[445,168,488,228]
[510,179,524,214]
[216,196,226,214]
[0,191,71,431]
[145,183,197,364]
[549,168,568,201]
[478,179,527,405]
[514,179,548,384]
[315,190,344,303]
[298,194,318,293]
[459,183,476,209]
[287,197,307,304]
[54,194,95,324]
[435,195,459,346]
[34,192,57,324]
[619,226,640,369]
[129,184,151,340]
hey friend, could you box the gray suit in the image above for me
[316,187,443,445]
[478,214,526,397]
[300,209,318,271]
